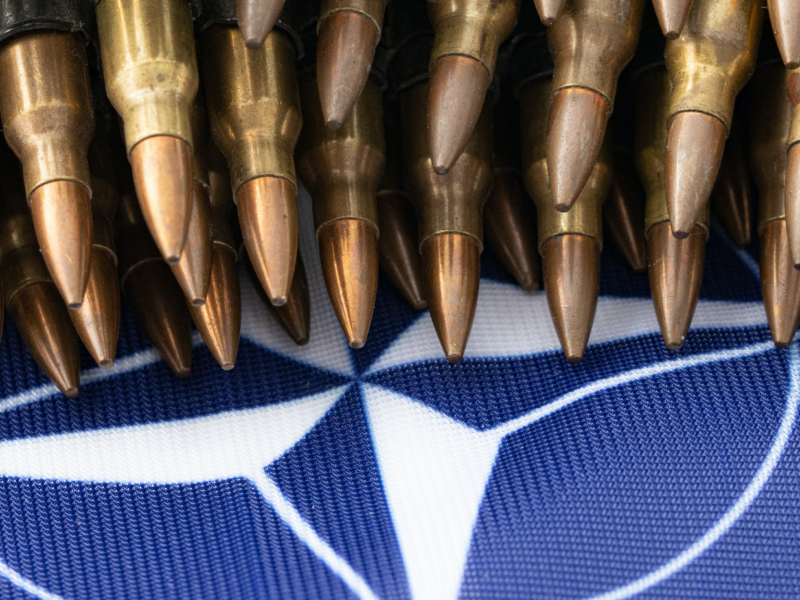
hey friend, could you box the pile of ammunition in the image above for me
[0,0,796,395]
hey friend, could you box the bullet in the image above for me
[170,93,213,307]
[402,81,493,362]
[112,134,192,378]
[750,59,800,348]
[0,150,79,396]
[190,140,242,370]
[533,0,566,26]
[768,0,800,69]
[69,122,122,368]
[0,31,95,309]
[235,0,285,48]
[317,0,388,128]
[546,0,643,212]
[426,0,519,173]
[200,21,302,306]
[652,0,694,40]
[520,76,611,363]
[663,0,762,238]
[783,66,800,267]
[484,84,540,291]
[297,68,383,349]
[635,65,707,351]
[97,0,199,264]
[709,118,754,248]
[377,107,427,311]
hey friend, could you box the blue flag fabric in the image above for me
[0,187,795,600]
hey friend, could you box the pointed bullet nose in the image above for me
[171,183,212,307]
[69,246,121,368]
[318,218,378,349]
[768,0,800,69]
[784,144,800,268]
[665,111,727,239]
[189,246,241,370]
[547,88,609,212]
[647,222,706,351]
[235,0,284,49]
[710,132,753,248]
[542,234,599,363]
[427,55,490,175]
[30,180,92,310]
[533,0,566,26]
[762,220,800,348]
[653,0,694,40]
[237,176,298,306]
[10,282,80,396]
[130,135,194,264]
[422,233,481,363]
[125,260,193,378]
[317,11,381,130]
[604,169,647,274]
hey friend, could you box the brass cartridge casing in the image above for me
[665,0,762,131]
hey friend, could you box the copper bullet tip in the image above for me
[542,235,599,363]
[768,0,800,68]
[317,11,381,130]
[533,0,566,26]
[130,135,194,264]
[653,0,694,40]
[648,221,705,351]
[30,180,92,310]
[318,218,378,349]
[69,246,121,369]
[710,127,753,249]
[665,111,727,238]
[761,220,800,348]
[604,167,647,274]
[189,246,241,371]
[547,88,609,212]
[234,0,285,49]
[10,282,80,397]
[422,233,481,363]
[427,55,490,175]
[171,184,212,307]
[785,144,800,269]
[237,176,298,306]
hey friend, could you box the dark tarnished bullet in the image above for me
[235,0,285,49]
[112,135,192,378]
[768,0,800,69]
[0,151,79,396]
[664,0,762,238]
[750,60,800,348]
[70,124,122,368]
[377,108,427,311]
[0,31,95,309]
[484,86,540,291]
[426,0,518,174]
[317,0,388,129]
[170,94,213,307]
[546,0,643,212]
[635,66,707,351]
[534,0,566,26]
[402,81,493,362]
[97,0,199,264]
[190,140,242,369]
[200,23,301,306]
[652,0,694,40]
[709,119,754,248]
[521,76,611,363]
[297,70,384,349]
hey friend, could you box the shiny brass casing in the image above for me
[0,31,94,199]
[428,0,519,78]
[753,64,792,231]
[96,0,199,154]
[664,0,762,131]
[547,0,644,107]
[520,77,611,250]
[296,73,384,236]
[320,0,388,31]
[200,25,301,198]
[401,81,493,248]
[635,67,710,237]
